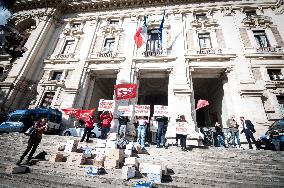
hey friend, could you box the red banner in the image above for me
[114,84,137,100]
[62,108,96,120]
[61,108,79,115]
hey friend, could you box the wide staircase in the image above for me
[0,133,283,188]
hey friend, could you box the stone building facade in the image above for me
[0,0,284,138]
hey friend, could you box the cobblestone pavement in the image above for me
[0,133,283,188]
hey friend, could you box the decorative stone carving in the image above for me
[241,15,273,28]
[191,18,218,30]
[221,6,233,16]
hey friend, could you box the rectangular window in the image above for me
[253,30,270,48]
[103,38,115,52]
[40,92,55,108]
[267,69,284,81]
[196,13,206,20]
[245,10,257,17]
[198,33,212,49]
[109,20,119,25]
[277,96,284,116]
[61,40,75,54]
[146,29,160,52]
[51,71,63,81]
[72,23,81,28]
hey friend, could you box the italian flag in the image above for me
[134,16,148,48]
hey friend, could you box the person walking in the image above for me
[226,115,241,148]
[16,117,48,165]
[240,116,260,150]
[178,115,188,151]
[80,116,95,142]
[100,111,113,139]
[136,116,148,150]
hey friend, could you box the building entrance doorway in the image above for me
[192,78,224,128]
[137,77,168,116]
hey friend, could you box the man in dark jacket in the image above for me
[240,116,259,150]
[118,116,129,138]
[155,116,168,148]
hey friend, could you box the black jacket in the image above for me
[241,120,256,134]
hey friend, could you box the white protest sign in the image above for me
[174,122,192,135]
[117,105,133,116]
[134,105,150,117]
[153,105,168,117]
[98,99,115,112]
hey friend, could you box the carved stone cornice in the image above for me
[191,18,218,30]
[100,24,124,35]
[241,15,273,28]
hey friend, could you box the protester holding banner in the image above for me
[100,111,113,139]
[136,116,148,150]
[178,115,188,151]
[155,116,168,148]
[80,116,95,142]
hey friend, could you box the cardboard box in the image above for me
[134,144,142,154]
[95,139,107,148]
[64,140,79,152]
[84,158,95,165]
[139,163,150,174]
[125,141,134,150]
[106,140,117,149]
[107,133,118,141]
[124,149,132,158]
[50,153,64,162]
[121,166,136,180]
[94,148,106,155]
[93,154,105,168]
[124,157,139,169]
[117,137,129,149]
[104,159,120,169]
[66,153,83,166]
[108,149,124,162]
[147,173,161,184]
[5,165,29,174]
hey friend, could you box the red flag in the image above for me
[114,84,137,100]
[134,27,143,48]
[196,99,209,110]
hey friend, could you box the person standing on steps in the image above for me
[136,116,148,150]
[227,115,241,148]
[240,116,260,150]
[16,117,48,165]
[118,115,129,138]
[100,111,113,139]
[80,116,95,142]
[178,115,188,151]
[155,115,168,148]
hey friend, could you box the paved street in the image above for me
[0,133,283,188]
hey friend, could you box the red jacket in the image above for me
[85,118,95,129]
[100,113,113,128]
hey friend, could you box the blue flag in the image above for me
[159,10,165,48]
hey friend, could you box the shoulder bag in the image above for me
[24,127,36,136]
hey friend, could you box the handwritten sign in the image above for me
[175,122,190,135]
[134,105,150,117]
[153,105,168,117]
[98,99,115,112]
[117,105,133,116]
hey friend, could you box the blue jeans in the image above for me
[137,125,146,148]
[231,131,241,146]
[101,127,110,139]
[217,135,225,147]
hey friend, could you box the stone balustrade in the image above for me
[142,50,168,57]
[256,47,284,53]
[197,48,222,55]
[54,53,75,59]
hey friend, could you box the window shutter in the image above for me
[117,34,125,53]
[53,38,64,55]
[92,35,103,53]
[74,37,84,54]
[186,30,194,50]
[271,27,284,47]
[239,28,252,48]
[216,28,226,48]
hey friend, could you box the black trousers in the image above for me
[81,127,93,142]
[20,136,41,162]
[245,131,259,149]
[157,125,166,146]
[180,134,187,148]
